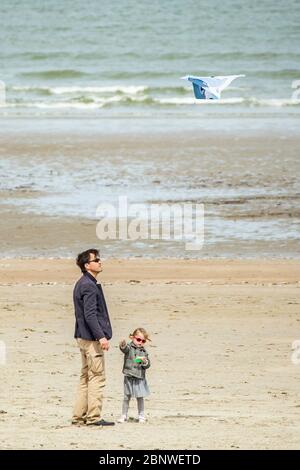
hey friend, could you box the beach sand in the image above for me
[0,258,300,450]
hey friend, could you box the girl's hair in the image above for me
[130,327,151,342]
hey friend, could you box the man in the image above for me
[72,248,114,426]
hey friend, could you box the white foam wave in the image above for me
[156,97,244,105]
[155,97,300,106]
[12,85,148,95]
[12,85,50,92]
[9,85,300,107]
[247,97,300,107]
[4,102,101,109]
[2,94,149,109]
[2,96,300,110]
[52,85,147,95]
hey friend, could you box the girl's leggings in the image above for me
[122,395,144,418]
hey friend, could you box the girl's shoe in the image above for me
[138,416,146,423]
[117,415,128,423]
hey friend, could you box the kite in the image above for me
[181,74,245,99]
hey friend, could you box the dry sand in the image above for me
[0,258,300,449]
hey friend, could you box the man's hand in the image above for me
[99,337,110,351]
[119,339,127,349]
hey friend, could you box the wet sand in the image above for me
[1,131,300,258]
[0,258,300,449]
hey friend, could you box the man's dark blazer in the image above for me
[73,271,112,341]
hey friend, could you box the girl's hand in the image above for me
[141,356,148,364]
[119,339,127,348]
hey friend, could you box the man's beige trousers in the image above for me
[72,338,106,424]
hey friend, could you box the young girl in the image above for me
[118,327,151,423]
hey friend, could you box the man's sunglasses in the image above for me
[135,337,146,344]
[88,258,101,263]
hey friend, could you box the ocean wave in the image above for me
[19,69,90,79]
[11,85,53,96]
[105,71,176,79]
[4,50,300,63]
[10,84,299,107]
[254,69,300,79]
[10,84,191,99]
[11,84,148,95]
[50,85,147,95]
[1,51,68,61]
[155,97,244,105]
[15,68,300,82]
[10,84,191,96]
[153,97,300,107]
[2,96,300,110]
[191,51,300,60]
[245,97,300,107]
[2,95,152,109]
[3,102,101,110]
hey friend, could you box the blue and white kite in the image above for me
[181,74,245,100]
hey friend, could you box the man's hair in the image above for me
[76,248,100,273]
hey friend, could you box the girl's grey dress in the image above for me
[120,341,151,398]
[124,376,150,398]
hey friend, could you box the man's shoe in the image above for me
[86,419,115,426]
[71,420,86,426]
